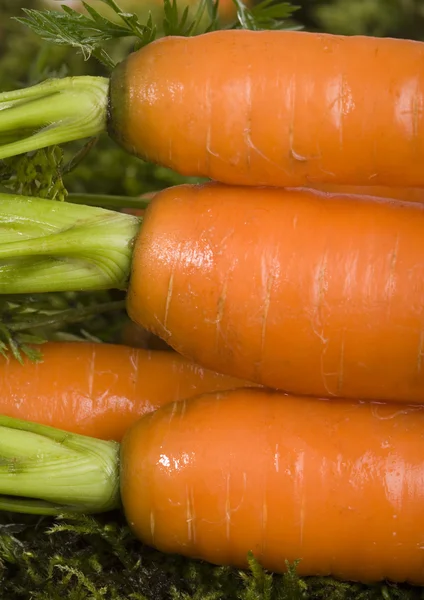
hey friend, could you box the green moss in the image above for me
[0,511,422,600]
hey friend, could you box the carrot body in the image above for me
[109,29,424,187]
[121,388,424,584]
[126,183,424,403]
[303,185,424,204]
[0,341,254,441]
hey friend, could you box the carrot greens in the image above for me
[16,0,299,70]
[0,295,126,363]
[0,144,149,361]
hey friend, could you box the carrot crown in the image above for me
[0,415,121,515]
[0,193,141,293]
[0,76,108,160]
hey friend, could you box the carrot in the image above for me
[108,30,424,187]
[4,183,424,404]
[125,183,424,403]
[2,30,424,187]
[121,389,424,583]
[0,341,255,441]
[3,388,424,585]
[302,185,424,204]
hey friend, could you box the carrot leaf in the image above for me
[15,0,301,69]
[15,6,131,69]
[15,1,156,69]
[0,292,128,363]
[163,0,220,36]
[14,9,109,69]
[230,0,300,31]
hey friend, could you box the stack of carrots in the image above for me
[2,27,424,587]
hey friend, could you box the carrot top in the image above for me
[0,186,151,363]
[16,0,299,69]
[0,415,120,515]
[0,193,140,294]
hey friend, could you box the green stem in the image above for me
[0,415,120,516]
[0,193,141,294]
[0,77,109,160]
[68,193,152,210]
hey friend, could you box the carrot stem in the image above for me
[0,77,108,159]
[0,415,120,515]
[0,194,140,293]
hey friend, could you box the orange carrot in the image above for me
[5,388,424,584]
[108,30,424,187]
[5,30,424,186]
[0,341,255,441]
[121,388,424,584]
[301,185,424,204]
[126,182,424,403]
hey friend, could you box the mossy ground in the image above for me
[0,510,422,600]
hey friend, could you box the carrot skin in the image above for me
[126,183,424,404]
[108,30,424,187]
[0,341,255,441]
[120,388,424,584]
